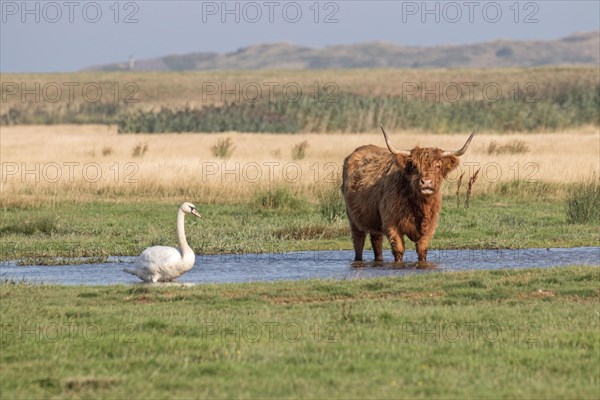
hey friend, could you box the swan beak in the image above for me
[192,209,201,218]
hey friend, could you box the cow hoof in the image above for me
[416,261,436,269]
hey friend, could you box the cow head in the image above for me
[380,125,476,197]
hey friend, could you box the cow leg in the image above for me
[351,225,366,261]
[416,239,429,262]
[370,234,384,261]
[386,228,405,262]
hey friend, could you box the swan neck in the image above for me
[177,208,192,256]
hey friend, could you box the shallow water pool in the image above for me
[1,247,598,285]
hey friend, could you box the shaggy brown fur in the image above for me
[342,144,460,262]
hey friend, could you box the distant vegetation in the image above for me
[115,87,599,133]
[0,102,121,125]
[1,67,598,133]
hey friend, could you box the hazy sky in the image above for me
[1,0,598,72]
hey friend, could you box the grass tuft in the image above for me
[486,140,529,155]
[253,186,307,210]
[0,214,63,236]
[565,176,600,224]
[318,184,346,222]
[210,137,235,159]
[487,180,562,200]
[62,376,121,391]
[291,140,309,160]
[273,223,347,240]
[131,142,148,157]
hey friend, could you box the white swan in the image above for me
[124,202,201,282]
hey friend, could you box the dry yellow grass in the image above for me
[1,125,598,205]
[2,66,596,109]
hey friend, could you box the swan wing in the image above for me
[128,246,182,281]
[137,246,181,266]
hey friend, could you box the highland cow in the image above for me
[341,125,476,262]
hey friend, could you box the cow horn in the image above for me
[380,124,411,156]
[442,129,477,157]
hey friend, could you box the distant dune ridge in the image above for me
[85,31,599,71]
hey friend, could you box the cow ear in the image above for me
[394,154,408,169]
[442,155,459,176]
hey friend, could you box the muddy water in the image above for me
[0,247,598,285]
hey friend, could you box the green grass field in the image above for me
[1,266,598,399]
[1,189,598,263]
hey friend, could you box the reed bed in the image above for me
[2,67,598,133]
